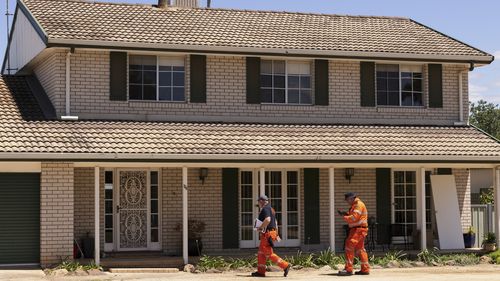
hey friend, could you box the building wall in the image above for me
[40,162,74,267]
[32,50,469,125]
[470,168,493,194]
[454,168,471,231]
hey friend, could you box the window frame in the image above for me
[260,59,313,105]
[376,63,424,108]
[128,54,186,103]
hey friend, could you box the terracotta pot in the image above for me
[483,243,496,252]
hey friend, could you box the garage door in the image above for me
[0,173,40,264]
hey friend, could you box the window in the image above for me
[393,171,417,238]
[260,60,312,104]
[150,171,159,243]
[104,171,114,244]
[129,55,185,102]
[377,64,423,107]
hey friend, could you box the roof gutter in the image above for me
[46,38,495,65]
[0,152,499,163]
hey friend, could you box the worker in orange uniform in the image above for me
[252,195,291,278]
[337,192,370,276]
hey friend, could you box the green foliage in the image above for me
[488,249,500,263]
[470,100,500,140]
[483,232,497,244]
[197,255,228,271]
[54,260,102,272]
[314,248,344,266]
[466,226,476,234]
[479,189,495,204]
[383,250,407,262]
[285,251,317,268]
[417,248,441,265]
[226,257,256,269]
[439,254,480,265]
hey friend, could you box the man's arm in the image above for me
[258,217,271,232]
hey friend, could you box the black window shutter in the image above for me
[222,168,239,249]
[190,55,207,103]
[109,52,127,101]
[360,62,376,107]
[246,57,261,104]
[303,168,320,244]
[314,59,329,105]
[376,168,392,245]
[437,168,452,175]
[428,64,443,108]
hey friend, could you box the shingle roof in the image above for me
[1,75,500,161]
[21,0,492,61]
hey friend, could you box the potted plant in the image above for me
[175,219,206,256]
[482,232,497,252]
[463,226,476,248]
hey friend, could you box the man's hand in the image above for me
[337,209,348,216]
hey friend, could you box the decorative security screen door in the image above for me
[118,171,149,250]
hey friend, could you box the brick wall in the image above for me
[33,50,468,125]
[454,169,471,231]
[74,168,94,240]
[40,162,74,267]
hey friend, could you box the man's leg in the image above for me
[343,230,356,273]
[256,235,269,276]
[269,252,289,270]
[355,230,370,274]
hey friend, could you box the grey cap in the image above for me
[344,192,357,199]
[257,195,269,201]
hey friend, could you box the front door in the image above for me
[117,170,149,251]
[239,170,300,248]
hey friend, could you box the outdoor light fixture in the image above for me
[199,168,209,184]
[345,168,355,183]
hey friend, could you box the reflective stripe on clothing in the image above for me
[343,198,368,228]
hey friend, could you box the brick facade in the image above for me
[33,50,468,125]
[40,162,74,267]
[454,168,471,231]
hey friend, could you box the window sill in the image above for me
[129,100,187,104]
[376,106,427,113]
[260,103,313,107]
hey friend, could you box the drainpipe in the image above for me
[454,69,468,126]
[61,48,78,121]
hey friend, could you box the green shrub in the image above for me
[54,260,102,272]
[417,248,441,265]
[197,255,228,271]
[227,257,256,269]
[440,254,480,266]
[488,250,500,264]
[314,248,338,266]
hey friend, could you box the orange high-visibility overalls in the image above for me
[342,197,370,273]
[257,208,289,276]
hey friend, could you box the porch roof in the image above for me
[1,75,500,162]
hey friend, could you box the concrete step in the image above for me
[108,268,179,273]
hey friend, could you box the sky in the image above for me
[0,0,498,105]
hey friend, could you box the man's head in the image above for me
[257,195,269,208]
[344,192,357,205]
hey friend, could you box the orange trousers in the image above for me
[344,227,370,273]
[257,230,289,275]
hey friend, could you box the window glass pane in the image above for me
[287,171,298,184]
[388,79,400,91]
[105,201,113,213]
[413,79,422,92]
[394,184,404,196]
[395,211,405,223]
[129,85,142,100]
[105,189,113,199]
[395,198,405,210]
[273,89,285,103]
[105,230,113,243]
[105,215,113,228]
[159,87,172,101]
[105,171,113,184]
[394,171,405,183]
[402,92,413,106]
[261,60,273,74]
[274,61,285,74]
[413,93,423,106]
[130,55,156,66]
[288,76,300,88]
[300,76,311,89]
[406,184,416,196]
[406,211,416,223]
[143,71,156,84]
[241,171,253,185]
[173,66,185,71]
[151,186,158,199]
[388,92,400,106]
[413,72,423,79]
[173,72,185,86]
[261,89,273,103]
[401,72,412,78]
[159,72,171,86]
[406,198,416,210]
[129,71,142,84]
[241,185,252,198]
[288,226,299,239]
[288,213,298,225]
[143,85,156,100]
[377,78,387,91]
[387,71,399,78]
[151,171,158,184]
[242,199,253,212]
[406,171,416,183]
[401,78,412,91]
[151,229,159,242]
[300,90,312,104]
[241,214,253,226]
[377,91,388,106]
[151,214,159,227]
[241,228,253,240]
[288,199,298,211]
[260,75,273,88]
[274,75,285,88]
[151,200,158,214]
[159,65,172,71]
[288,90,300,104]
[287,185,298,198]
[172,87,185,101]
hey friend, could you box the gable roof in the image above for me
[1,75,500,162]
[19,0,493,63]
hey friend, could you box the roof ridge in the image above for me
[24,0,411,20]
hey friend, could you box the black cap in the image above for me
[344,192,357,199]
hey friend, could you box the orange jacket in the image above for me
[343,198,368,228]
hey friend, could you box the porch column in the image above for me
[329,167,335,252]
[259,168,265,196]
[94,166,100,265]
[419,167,426,250]
[182,167,188,264]
[495,168,500,246]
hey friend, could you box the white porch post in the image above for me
[329,167,335,253]
[182,167,188,264]
[259,168,265,196]
[495,168,500,246]
[94,166,100,265]
[419,167,427,250]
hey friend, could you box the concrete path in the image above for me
[1,264,500,281]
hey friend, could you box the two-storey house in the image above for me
[1,0,500,268]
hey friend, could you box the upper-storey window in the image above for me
[129,55,185,102]
[376,64,423,107]
[260,60,312,105]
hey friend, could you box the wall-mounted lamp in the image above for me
[199,168,209,184]
[345,168,355,183]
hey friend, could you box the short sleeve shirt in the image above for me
[258,204,277,230]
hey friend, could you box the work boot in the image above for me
[355,271,370,275]
[284,264,291,277]
[338,269,353,276]
[251,272,266,277]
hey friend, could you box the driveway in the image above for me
[1,264,500,281]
